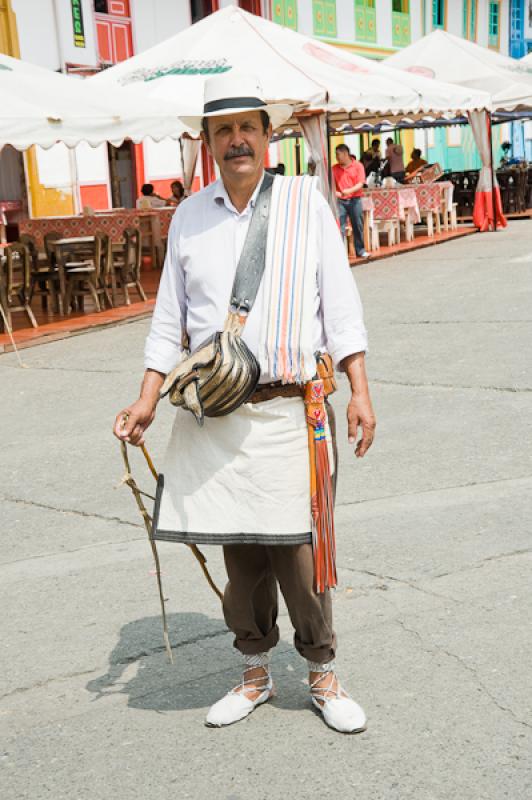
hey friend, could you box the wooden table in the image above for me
[18,209,175,266]
[50,236,96,316]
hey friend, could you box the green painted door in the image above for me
[313,0,326,35]
[325,0,337,36]
[392,1,410,46]
[355,0,376,43]
[273,0,298,30]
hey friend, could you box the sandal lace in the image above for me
[309,667,349,704]
[229,658,271,700]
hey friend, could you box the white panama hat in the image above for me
[179,72,294,132]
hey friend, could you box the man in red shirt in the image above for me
[332,145,368,259]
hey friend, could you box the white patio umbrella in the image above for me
[386,30,532,231]
[0,52,186,151]
[91,6,489,207]
[91,5,490,124]
[386,29,532,112]
[519,52,532,70]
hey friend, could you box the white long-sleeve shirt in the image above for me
[144,176,368,381]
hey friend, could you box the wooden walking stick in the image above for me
[118,417,223,664]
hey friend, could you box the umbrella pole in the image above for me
[326,112,333,196]
[488,112,497,232]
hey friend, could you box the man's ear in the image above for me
[266,123,273,144]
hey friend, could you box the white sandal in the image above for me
[309,664,367,734]
[206,654,274,727]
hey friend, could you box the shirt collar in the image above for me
[213,171,266,216]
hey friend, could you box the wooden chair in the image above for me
[43,231,64,268]
[139,214,164,269]
[517,167,528,213]
[1,243,38,330]
[63,234,112,314]
[112,227,147,305]
[526,167,532,209]
[455,173,476,218]
[21,233,61,315]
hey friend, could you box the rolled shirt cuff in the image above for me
[329,338,368,371]
[144,344,183,375]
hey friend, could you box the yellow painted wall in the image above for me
[24,149,75,218]
[401,129,415,164]
[0,0,20,57]
[1,1,74,218]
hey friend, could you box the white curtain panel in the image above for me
[468,110,498,193]
[179,136,200,194]
[298,113,337,217]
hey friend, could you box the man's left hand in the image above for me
[347,394,376,458]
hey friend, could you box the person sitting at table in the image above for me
[332,144,368,259]
[166,180,185,206]
[136,183,167,209]
[384,137,405,183]
[404,149,428,182]
[362,139,381,176]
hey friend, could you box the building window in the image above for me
[190,0,217,24]
[313,0,337,37]
[392,0,410,47]
[272,0,298,30]
[432,0,445,29]
[462,0,477,40]
[488,0,500,48]
[509,0,525,57]
[355,0,376,43]
[239,0,261,14]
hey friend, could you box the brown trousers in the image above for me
[222,401,338,665]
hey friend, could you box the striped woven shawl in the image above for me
[259,175,317,384]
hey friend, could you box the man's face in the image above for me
[336,149,351,167]
[202,111,272,181]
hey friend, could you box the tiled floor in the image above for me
[1,226,477,353]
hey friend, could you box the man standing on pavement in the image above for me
[113,73,376,734]
[332,144,368,259]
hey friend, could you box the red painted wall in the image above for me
[80,184,110,211]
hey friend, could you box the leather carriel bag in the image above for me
[159,173,274,425]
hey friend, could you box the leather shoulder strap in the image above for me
[229,171,274,315]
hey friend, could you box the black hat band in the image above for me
[203,96,266,114]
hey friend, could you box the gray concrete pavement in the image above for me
[1,221,531,800]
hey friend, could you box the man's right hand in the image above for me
[113,398,157,447]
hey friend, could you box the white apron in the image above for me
[152,395,333,547]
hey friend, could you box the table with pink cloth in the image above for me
[19,208,175,251]
[413,183,443,213]
[363,187,421,224]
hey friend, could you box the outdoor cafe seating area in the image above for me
[0,207,173,335]
[342,177,462,261]
[445,164,532,219]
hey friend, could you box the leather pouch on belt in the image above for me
[316,353,337,397]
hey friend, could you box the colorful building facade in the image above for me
[0,0,526,215]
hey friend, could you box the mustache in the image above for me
[224,145,254,160]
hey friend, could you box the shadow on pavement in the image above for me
[86,612,310,713]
